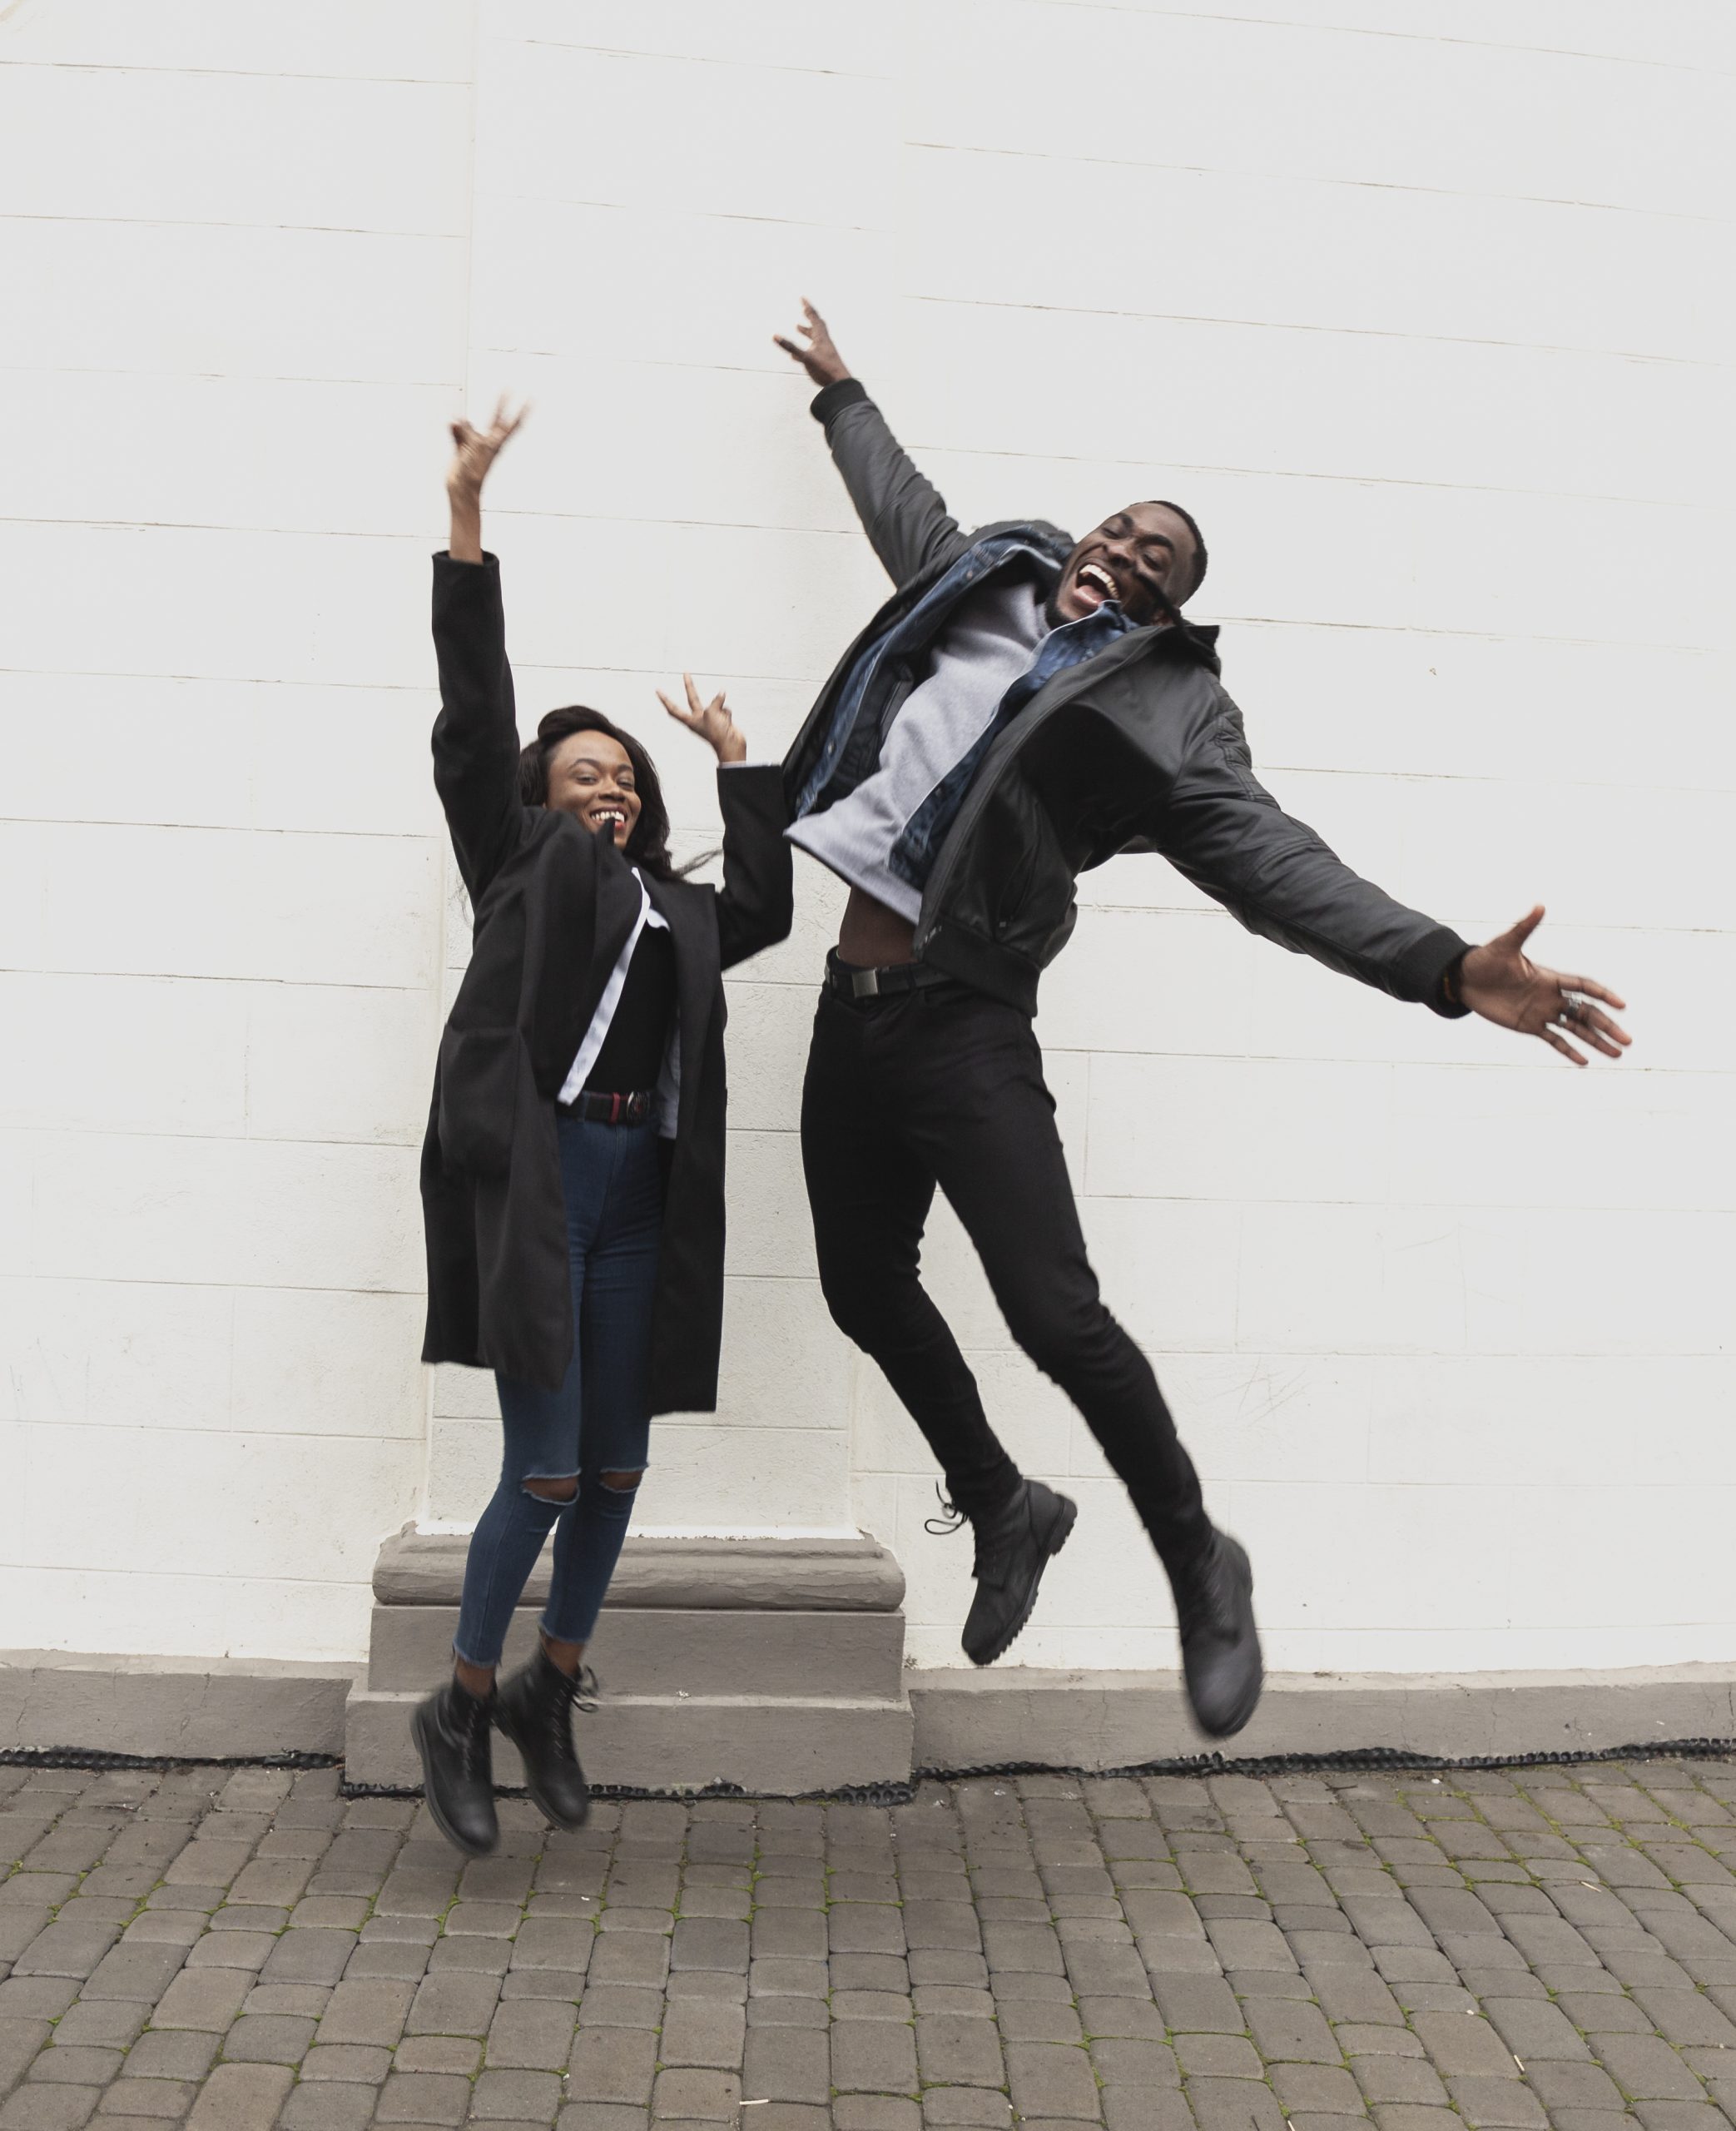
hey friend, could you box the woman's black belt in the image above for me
[558,1089,655,1125]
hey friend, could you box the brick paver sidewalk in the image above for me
[3,1756,1736,2131]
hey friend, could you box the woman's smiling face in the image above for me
[544,730,642,848]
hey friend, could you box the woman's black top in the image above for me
[583,921,677,1093]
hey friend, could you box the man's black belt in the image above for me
[558,1088,655,1125]
[823,950,951,1002]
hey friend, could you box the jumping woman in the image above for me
[412,402,792,1855]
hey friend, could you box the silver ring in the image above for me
[1558,991,1589,1022]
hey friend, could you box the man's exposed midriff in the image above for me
[838,885,916,967]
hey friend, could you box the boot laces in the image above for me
[538,1662,598,1752]
[924,1488,966,1538]
[449,1686,494,1780]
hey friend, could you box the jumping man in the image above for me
[774,301,1629,1740]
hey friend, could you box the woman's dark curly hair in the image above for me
[517,707,677,881]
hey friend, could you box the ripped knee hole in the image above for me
[523,1475,579,1504]
[599,1469,644,1493]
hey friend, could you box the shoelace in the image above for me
[924,1485,1018,1582]
[924,1487,966,1538]
[449,1687,494,1779]
[539,1663,600,1750]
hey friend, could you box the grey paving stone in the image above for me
[830,2100,919,2131]
[564,2026,655,2105]
[552,2108,648,2131]
[215,2013,315,2064]
[1179,2074,1287,2131]
[81,1950,189,2005]
[277,2084,378,2131]
[914,2013,1004,2088]
[150,1971,252,2034]
[183,2063,294,2131]
[1443,2074,1551,2127]
[655,2000,742,2074]
[738,2024,826,2103]
[1003,2040,1099,2119]
[830,2019,917,2094]
[1271,2063,1366,2114]
[372,2072,471,2126]
[394,2036,481,2076]
[1089,2035,1178,2088]
[27,2052,122,2088]
[118,2037,218,2084]
[93,2079,198,2119]
[470,2069,563,2122]
[1591,2034,1709,2100]
[917,2091,1013,2128]
[405,1975,502,2039]
[484,2002,576,2072]
[299,2044,392,2084]
[645,2068,738,2119]
[0,2090,102,2131]
[315,1979,416,2049]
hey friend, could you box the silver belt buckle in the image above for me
[850,967,881,999]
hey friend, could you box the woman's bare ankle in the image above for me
[540,1632,586,1678]
[453,1657,496,1699]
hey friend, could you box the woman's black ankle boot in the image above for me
[411,1677,499,1858]
[494,1646,593,1830]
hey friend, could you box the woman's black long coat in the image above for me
[419,554,793,1410]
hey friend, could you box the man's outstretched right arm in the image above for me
[775,298,968,589]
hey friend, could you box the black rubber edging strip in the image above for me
[7,1736,1734,1805]
[335,1735,1736,1805]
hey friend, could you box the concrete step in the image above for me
[373,1530,905,1612]
[369,1604,905,1698]
[347,1686,915,1794]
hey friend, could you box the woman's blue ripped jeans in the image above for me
[454,1113,662,1668]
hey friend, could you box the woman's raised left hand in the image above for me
[658,673,747,764]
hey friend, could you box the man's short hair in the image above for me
[1143,499,1208,603]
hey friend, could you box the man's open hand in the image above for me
[1457,905,1630,1066]
[774,299,851,390]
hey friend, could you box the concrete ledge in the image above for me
[0,1652,359,1760]
[374,1531,904,1612]
[910,1663,1736,1771]
[346,1686,915,1794]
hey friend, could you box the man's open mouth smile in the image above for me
[1074,559,1121,610]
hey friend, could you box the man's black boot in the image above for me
[410,1677,498,1857]
[1167,1527,1263,1739]
[939,1478,1078,1667]
[494,1645,593,1830]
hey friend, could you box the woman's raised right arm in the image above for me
[431,400,528,899]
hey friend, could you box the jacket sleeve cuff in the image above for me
[716,761,787,812]
[1398,924,1474,1017]
[810,378,870,426]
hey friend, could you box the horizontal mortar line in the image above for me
[506,35,895,84]
[909,291,1721,369]
[923,440,1711,511]
[0,814,440,840]
[0,1273,424,1296]
[0,514,434,539]
[478,185,881,237]
[905,134,1732,226]
[0,1121,429,1150]
[1,1417,424,1448]
[0,211,465,241]
[0,59,471,87]
[1026,0,1730,79]
[0,966,434,994]
[1074,909,1736,936]
[1052,1049,1729,1080]
[0,363,464,390]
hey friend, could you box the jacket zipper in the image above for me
[914,626,1168,954]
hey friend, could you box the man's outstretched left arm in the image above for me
[1157,703,1629,1066]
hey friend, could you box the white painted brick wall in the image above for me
[2,1,1728,1674]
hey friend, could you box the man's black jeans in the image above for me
[801,979,1209,1558]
